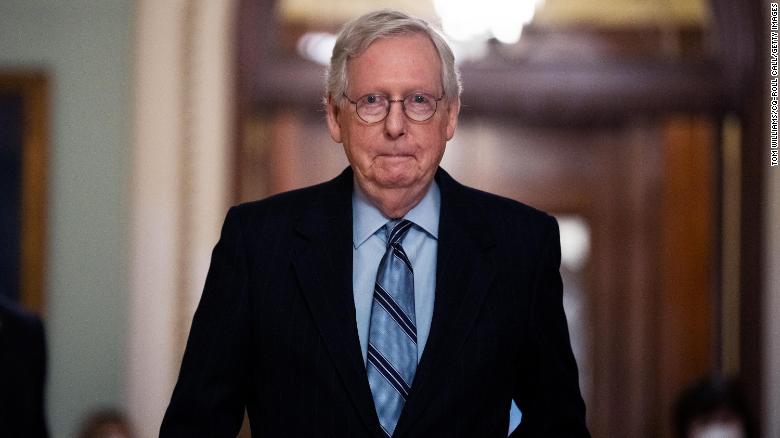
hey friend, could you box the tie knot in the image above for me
[385,219,413,247]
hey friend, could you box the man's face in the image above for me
[327,33,459,194]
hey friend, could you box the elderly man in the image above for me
[161,9,589,438]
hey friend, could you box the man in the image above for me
[161,9,589,437]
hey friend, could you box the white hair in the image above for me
[325,9,462,105]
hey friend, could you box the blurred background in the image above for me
[0,0,774,437]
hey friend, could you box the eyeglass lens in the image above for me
[354,93,439,123]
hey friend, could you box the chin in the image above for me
[372,171,420,189]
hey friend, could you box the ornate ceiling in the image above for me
[278,0,709,28]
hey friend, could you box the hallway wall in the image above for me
[0,0,132,436]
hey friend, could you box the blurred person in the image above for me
[161,9,588,437]
[0,295,48,437]
[78,409,133,438]
[674,376,755,438]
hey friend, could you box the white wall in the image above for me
[1,2,233,436]
[0,1,132,436]
[129,1,233,437]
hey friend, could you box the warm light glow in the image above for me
[433,0,544,44]
[297,32,337,65]
[558,216,591,272]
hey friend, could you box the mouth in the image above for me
[377,155,415,167]
[378,154,414,160]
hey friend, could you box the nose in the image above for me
[383,100,406,139]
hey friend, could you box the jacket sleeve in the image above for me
[33,316,49,438]
[510,216,590,437]
[160,207,251,437]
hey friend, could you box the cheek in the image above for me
[343,132,376,165]
[428,144,447,167]
[416,131,448,163]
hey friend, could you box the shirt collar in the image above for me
[352,179,440,248]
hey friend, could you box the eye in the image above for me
[412,94,428,104]
[361,94,385,105]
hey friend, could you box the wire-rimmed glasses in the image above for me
[342,92,444,124]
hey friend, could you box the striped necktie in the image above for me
[366,219,417,438]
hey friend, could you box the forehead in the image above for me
[346,33,442,94]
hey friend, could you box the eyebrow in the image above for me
[354,89,441,98]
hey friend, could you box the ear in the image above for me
[444,98,460,141]
[326,94,343,143]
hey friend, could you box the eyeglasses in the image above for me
[342,92,444,124]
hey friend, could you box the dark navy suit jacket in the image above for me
[0,296,48,438]
[161,168,589,437]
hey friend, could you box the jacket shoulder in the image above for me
[231,182,325,218]
[227,170,349,226]
[450,180,556,237]
[0,297,43,335]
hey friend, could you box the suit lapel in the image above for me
[289,168,496,437]
[394,169,497,437]
[290,169,382,437]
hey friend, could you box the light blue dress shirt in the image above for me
[352,180,439,364]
